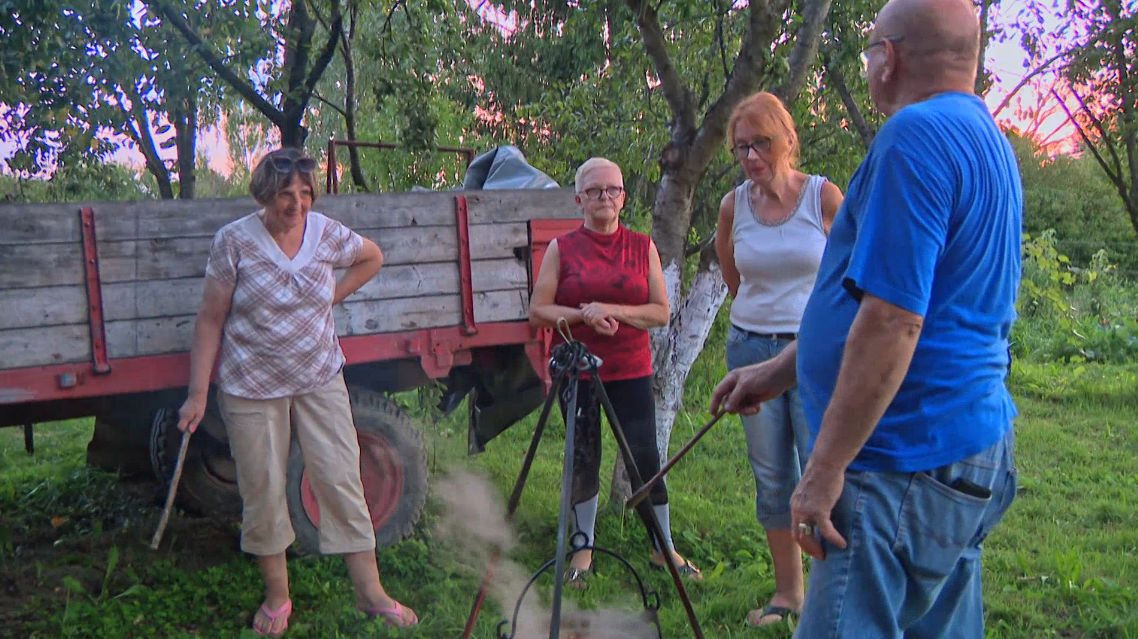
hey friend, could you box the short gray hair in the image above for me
[573,157,622,193]
[249,147,320,205]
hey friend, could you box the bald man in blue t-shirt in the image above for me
[712,0,1023,636]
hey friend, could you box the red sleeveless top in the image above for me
[554,224,653,381]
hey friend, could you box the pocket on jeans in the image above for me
[897,471,994,580]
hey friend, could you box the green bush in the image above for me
[1014,230,1138,364]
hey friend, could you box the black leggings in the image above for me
[557,375,668,507]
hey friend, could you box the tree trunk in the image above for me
[975,0,995,95]
[341,6,368,190]
[173,94,198,199]
[125,111,174,200]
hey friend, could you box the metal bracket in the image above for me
[455,195,478,335]
[407,330,473,379]
[79,207,111,374]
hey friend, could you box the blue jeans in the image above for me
[725,325,811,531]
[794,426,1018,639]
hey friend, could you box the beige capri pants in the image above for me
[218,371,376,556]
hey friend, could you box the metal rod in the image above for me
[548,373,580,639]
[626,410,726,510]
[23,423,33,455]
[325,136,336,194]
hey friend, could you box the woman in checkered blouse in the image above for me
[176,147,418,636]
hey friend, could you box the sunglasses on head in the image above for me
[268,155,317,174]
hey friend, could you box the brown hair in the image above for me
[726,92,800,169]
[249,147,320,205]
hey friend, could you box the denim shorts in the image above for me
[794,426,1019,638]
[725,324,811,530]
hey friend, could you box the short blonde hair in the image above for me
[727,92,800,168]
[249,147,320,205]
[573,157,622,192]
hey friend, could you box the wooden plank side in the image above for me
[0,189,580,245]
[93,289,525,361]
[0,258,528,330]
[464,190,580,224]
[0,324,92,369]
[0,243,84,288]
[0,222,532,290]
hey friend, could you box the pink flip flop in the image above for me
[253,599,292,637]
[360,601,419,628]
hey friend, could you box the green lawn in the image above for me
[1,360,1136,639]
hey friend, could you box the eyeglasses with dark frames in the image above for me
[732,137,772,160]
[582,186,625,200]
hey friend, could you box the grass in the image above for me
[2,351,1137,639]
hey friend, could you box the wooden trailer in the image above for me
[0,188,582,551]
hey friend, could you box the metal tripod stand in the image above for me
[460,323,705,639]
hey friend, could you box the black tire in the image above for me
[87,400,156,478]
[150,405,243,517]
[286,386,428,555]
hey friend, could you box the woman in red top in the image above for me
[529,157,702,587]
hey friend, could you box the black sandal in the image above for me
[746,605,798,627]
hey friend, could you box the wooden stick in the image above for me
[625,410,726,510]
[150,430,192,550]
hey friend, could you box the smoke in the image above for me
[434,469,659,639]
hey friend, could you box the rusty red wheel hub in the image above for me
[300,430,405,531]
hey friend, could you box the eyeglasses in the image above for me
[268,155,317,174]
[582,186,624,200]
[859,34,904,75]
[731,138,771,160]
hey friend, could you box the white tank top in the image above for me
[728,175,828,334]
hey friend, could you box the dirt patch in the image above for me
[0,475,243,638]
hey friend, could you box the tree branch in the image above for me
[303,1,343,98]
[822,50,874,147]
[1068,82,1125,186]
[688,0,787,169]
[992,25,1116,119]
[311,92,348,118]
[146,0,284,127]
[626,0,696,132]
[284,1,316,112]
[1052,88,1122,188]
[772,0,833,104]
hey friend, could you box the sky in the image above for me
[1,0,1077,178]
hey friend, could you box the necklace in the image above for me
[750,177,809,227]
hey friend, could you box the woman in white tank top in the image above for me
[714,92,844,628]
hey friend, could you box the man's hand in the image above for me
[710,362,781,415]
[790,461,848,560]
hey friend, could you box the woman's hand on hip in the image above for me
[177,395,207,433]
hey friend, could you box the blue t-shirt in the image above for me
[797,92,1023,473]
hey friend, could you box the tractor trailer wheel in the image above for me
[286,386,428,554]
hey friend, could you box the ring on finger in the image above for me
[796,522,815,537]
